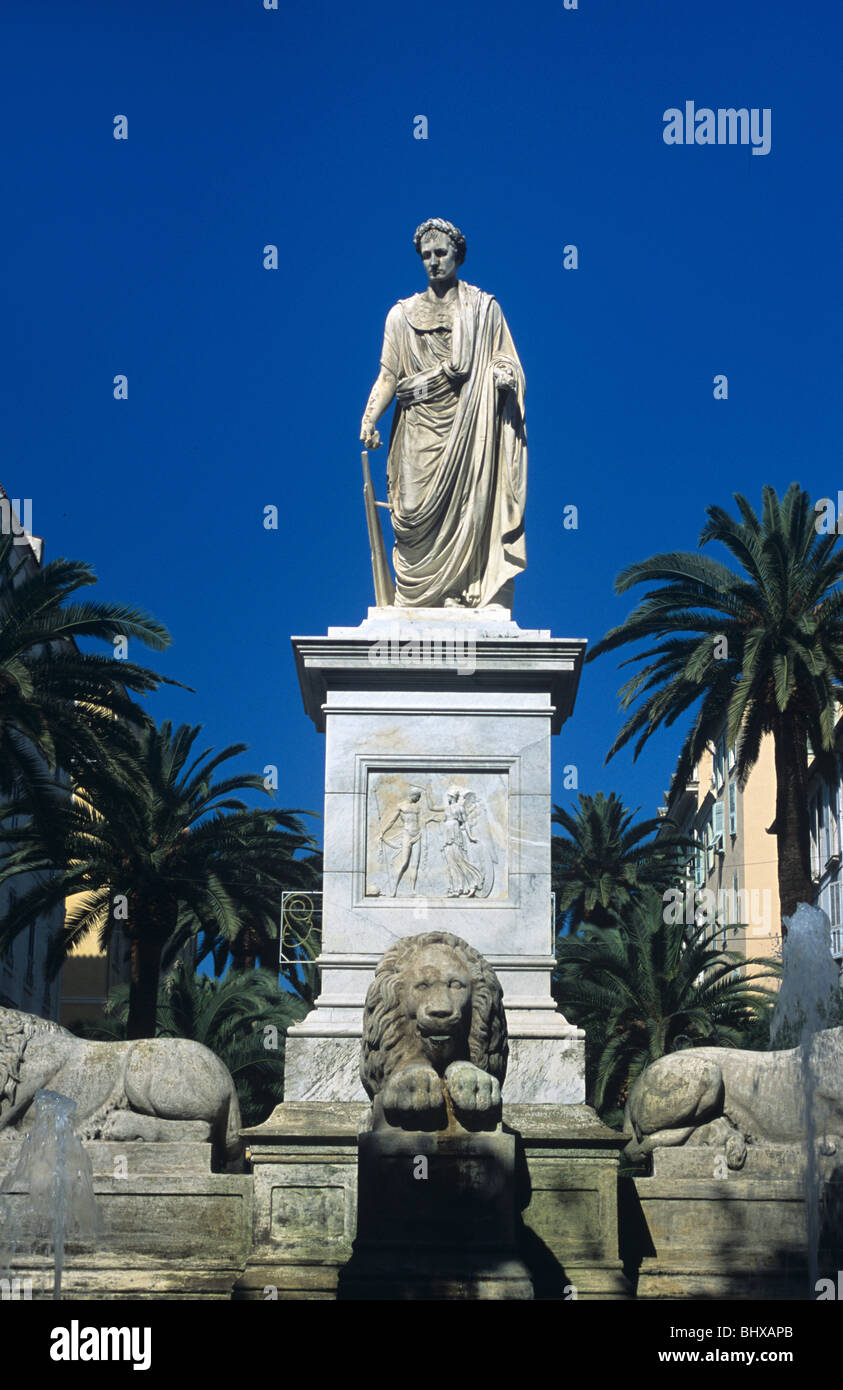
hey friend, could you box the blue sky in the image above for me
[4,0,842,847]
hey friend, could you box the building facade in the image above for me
[660,729,782,973]
[807,732,843,970]
[663,720,843,980]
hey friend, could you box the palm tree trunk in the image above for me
[233,922,259,972]
[772,712,815,927]
[127,931,162,1038]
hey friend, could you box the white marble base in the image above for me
[287,612,587,1107]
[284,1032,585,1105]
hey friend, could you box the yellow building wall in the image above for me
[693,733,781,980]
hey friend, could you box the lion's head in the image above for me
[360,931,508,1099]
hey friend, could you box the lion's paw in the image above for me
[445,1061,501,1115]
[382,1066,445,1126]
[725,1132,747,1170]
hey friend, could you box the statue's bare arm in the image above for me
[380,805,401,839]
[360,367,397,451]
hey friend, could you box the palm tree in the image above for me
[0,529,175,811]
[552,791,690,931]
[204,848,322,982]
[73,965,308,1127]
[588,484,843,920]
[1,721,316,1038]
[554,888,779,1122]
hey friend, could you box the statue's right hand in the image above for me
[360,422,382,450]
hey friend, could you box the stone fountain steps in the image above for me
[0,1140,252,1300]
[1,1137,213,1176]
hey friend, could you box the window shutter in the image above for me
[713,800,724,843]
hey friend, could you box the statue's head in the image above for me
[413,218,466,288]
[402,940,473,1070]
[359,930,509,1096]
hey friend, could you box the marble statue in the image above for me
[360,931,508,1129]
[624,1027,843,1170]
[360,218,527,609]
[0,1006,243,1167]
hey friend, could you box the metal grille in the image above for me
[280,891,322,1003]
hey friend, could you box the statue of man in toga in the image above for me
[360,219,527,610]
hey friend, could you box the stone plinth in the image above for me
[510,1103,632,1300]
[235,1102,368,1300]
[285,609,587,1104]
[339,1120,533,1300]
[238,1101,630,1301]
[630,1144,843,1300]
[0,1138,252,1300]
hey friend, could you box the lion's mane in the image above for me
[0,1007,66,1124]
[360,931,508,1099]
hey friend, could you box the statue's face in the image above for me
[404,943,472,1070]
[419,232,459,288]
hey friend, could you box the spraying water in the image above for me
[771,904,842,1294]
[0,1090,102,1299]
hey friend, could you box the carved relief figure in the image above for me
[372,780,498,899]
[428,787,493,898]
[377,787,431,896]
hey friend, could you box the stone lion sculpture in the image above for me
[624,1027,843,1170]
[0,1007,243,1168]
[360,930,508,1129]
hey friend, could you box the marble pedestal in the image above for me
[629,1145,843,1300]
[237,1101,629,1300]
[339,1120,533,1300]
[285,608,587,1104]
[0,1137,252,1300]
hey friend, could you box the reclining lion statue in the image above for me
[624,1027,843,1169]
[0,1006,243,1168]
[360,930,508,1129]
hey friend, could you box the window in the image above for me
[713,799,724,849]
[694,833,705,888]
[830,880,841,928]
[728,780,737,837]
[830,783,840,857]
[810,796,820,875]
[705,820,714,875]
[819,783,840,864]
[715,738,726,791]
[728,742,736,771]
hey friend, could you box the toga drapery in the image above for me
[379,280,527,608]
